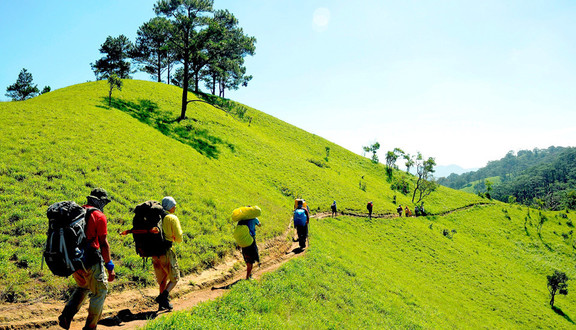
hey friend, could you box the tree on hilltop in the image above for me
[412,152,437,204]
[404,153,415,173]
[385,148,405,178]
[91,35,134,80]
[363,142,380,164]
[5,68,39,101]
[154,0,214,121]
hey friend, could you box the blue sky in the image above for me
[2,0,575,169]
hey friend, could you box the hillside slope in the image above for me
[0,80,482,302]
[147,204,576,328]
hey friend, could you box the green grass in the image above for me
[146,205,576,329]
[2,80,575,327]
[0,79,483,302]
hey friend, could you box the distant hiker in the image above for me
[397,205,403,217]
[405,206,412,217]
[367,201,373,219]
[58,188,115,330]
[331,200,337,217]
[294,200,310,250]
[152,196,183,311]
[415,204,426,217]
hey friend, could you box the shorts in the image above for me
[241,239,260,264]
[152,248,181,284]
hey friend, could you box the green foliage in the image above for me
[547,270,569,307]
[412,152,437,204]
[131,16,173,83]
[91,35,133,80]
[440,147,576,211]
[363,142,380,164]
[391,175,410,195]
[5,68,39,101]
[148,206,576,328]
[41,86,51,94]
[198,92,250,122]
[107,74,123,106]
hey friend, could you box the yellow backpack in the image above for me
[233,224,254,247]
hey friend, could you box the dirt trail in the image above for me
[0,221,305,330]
[0,205,489,329]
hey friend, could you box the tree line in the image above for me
[91,0,256,121]
[438,146,576,210]
[5,0,256,122]
[362,143,437,206]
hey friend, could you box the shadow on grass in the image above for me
[552,306,575,324]
[101,97,233,159]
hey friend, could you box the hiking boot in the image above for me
[58,314,71,329]
[158,299,173,311]
[155,290,168,304]
[155,290,173,311]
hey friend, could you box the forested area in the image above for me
[438,146,576,210]
[90,0,256,120]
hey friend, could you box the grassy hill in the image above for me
[147,205,576,328]
[0,80,481,302]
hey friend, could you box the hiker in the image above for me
[331,200,337,217]
[58,188,115,330]
[294,199,310,250]
[152,196,183,311]
[240,215,261,279]
[405,206,412,217]
[367,201,373,219]
[397,204,403,217]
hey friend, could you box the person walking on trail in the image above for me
[239,216,261,279]
[404,206,412,217]
[331,200,337,217]
[58,188,116,330]
[367,201,373,219]
[152,196,183,311]
[294,200,310,250]
[397,204,403,217]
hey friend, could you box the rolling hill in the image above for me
[1,80,575,328]
[0,80,480,302]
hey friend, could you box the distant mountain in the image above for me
[434,164,478,178]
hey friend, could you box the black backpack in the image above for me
[132,201,171,257]
[43,201,97,277]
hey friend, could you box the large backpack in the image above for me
[293,208,308,227]
[43,201,97,277]
[233,221,254,248]
[132,200,170,257]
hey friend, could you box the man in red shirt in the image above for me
[58,188,116,330]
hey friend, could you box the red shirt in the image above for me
[83,205,108,249]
